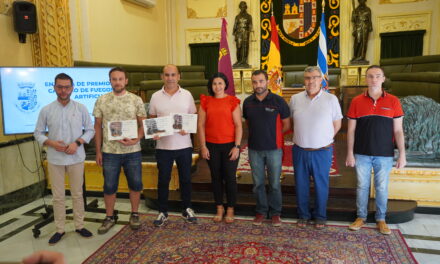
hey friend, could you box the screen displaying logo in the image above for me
[16,82,39,113]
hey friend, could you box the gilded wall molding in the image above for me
[185,28,220,63]
[379,0,424,4]
[186,28,221,44]
[378,15,430,33]
[374,11,431,63]
[187,0,226,19]
[29,0,73,66]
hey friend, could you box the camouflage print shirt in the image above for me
[93,91,147,154]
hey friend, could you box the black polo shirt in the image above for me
[347,91,404,157]
[243,91,290,151]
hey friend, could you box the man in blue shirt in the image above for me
[34,73,95,245]
[243,70,290,226]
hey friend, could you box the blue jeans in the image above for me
[156,148,193,213]
[102,152,143,195]
[248,148,282,217]
[293,145,332,221]
[355,154,393,221]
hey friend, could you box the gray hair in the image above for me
[304,66,322,76]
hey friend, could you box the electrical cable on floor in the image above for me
[14,135,49,211]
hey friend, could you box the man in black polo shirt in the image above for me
[243,70,291,226]
[346,65,406,235]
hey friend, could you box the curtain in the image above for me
[380,30,425,59]
[189,43,220,79]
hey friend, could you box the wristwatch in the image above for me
[75,140,82,146]
[234,145,241,149]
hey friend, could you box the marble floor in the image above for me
[0,196,439,264]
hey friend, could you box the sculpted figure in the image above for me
[233,1,253,68]
[351,0,372,64]
[401,96,440,163]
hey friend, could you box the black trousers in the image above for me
[156,148,193,213]
[206,142,239,207]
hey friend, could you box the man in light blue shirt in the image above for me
[34,73,94,245]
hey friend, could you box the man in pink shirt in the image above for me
[149,64,197,226]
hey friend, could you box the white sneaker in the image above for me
[182,208,198,224]
[153,212,168,227]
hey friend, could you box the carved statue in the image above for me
[350,0,372,64]
[233,1,253,68]
[400,96,440,167]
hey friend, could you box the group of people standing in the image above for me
[34,63,406,245]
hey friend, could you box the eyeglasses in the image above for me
[304,76,321,81]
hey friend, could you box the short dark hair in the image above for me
[109,67,127,78]
[366,65,385,76]
[54,73,73,86]
[251,70,268,80]
[207,72,229,96]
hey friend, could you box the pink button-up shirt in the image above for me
[148,86,197,150]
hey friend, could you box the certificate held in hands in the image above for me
[143,116,174,139]
[107,120,138,140]
[170,113,198,133]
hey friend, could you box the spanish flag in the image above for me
[218,18,235,96]
[267,15,282,95]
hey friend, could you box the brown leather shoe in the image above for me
[349,218,366,231]
[377,220,391,235]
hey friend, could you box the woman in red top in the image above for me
[198,72,242,223]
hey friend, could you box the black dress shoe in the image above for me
[48,232,65,245]
[75,228,93,238]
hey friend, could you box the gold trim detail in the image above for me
[329,0,340,9]
[328,50,339,67]
[277,25,320,47]
[380,0,424,4]
[216,6,227,18]
[379,16,429,32]
[328,15,340,37]
[187,7,197,19]
[29,0,73,66]
[186,28,221,44]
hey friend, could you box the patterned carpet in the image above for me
[237,141,340,176]
[83,214,417,264]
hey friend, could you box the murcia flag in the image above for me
[267,15,283,95]
[218,18,235,96]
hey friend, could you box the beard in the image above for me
[254,86,267,95]
[56,92,72,102]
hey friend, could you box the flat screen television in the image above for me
[0,67,112,135]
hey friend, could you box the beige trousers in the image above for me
[48,162,85,233]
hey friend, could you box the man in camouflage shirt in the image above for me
[93,67,147,234]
